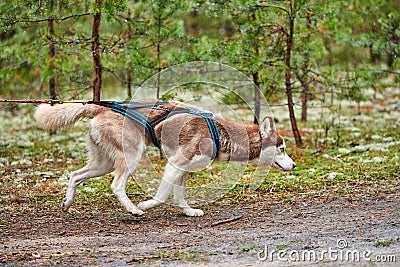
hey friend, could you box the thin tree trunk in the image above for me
[155,1,162,99]
[369,44,380,64]
[387,53,395,67]
[251,12,260,125]
[92,0,102,101]
[48,18,56,100]
[323,38,333,66]
[127,9,133,99]
[188,10,199,35]
[285,3,302,147]
[127,74,132,99]
[253,72,260,124]
[296,71,309,122]
[156,42,161,99]
[298,10,312,122]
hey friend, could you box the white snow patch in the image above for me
[327,172,343,180]
[360,157,386,163]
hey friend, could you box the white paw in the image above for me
[137,199,161,211]
[183,208,204,217]
[61,200,72,212]
[130,208,145,216]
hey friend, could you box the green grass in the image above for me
[374,239,395,248]
[276,244,290,250]
[125,250,208,264]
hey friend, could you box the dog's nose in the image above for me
[292,163,296,169]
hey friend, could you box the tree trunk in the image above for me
[92,0,102,101]
[127,74,132,99]
[253,72,260,124]
[251,10,260,125]
[188,10,199,35]
[127,9,133,99]
[298,10,312,122]
[155,1,162,99]
[296,71,309,122]
[323,38,333,66]
[156,42,161,99]
[369,44,380,64]
[48,18,56,100]
[387,53,395,67]
[285,4,302,147]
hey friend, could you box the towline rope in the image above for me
[0,99,91,105]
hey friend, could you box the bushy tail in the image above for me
[35,104,105,131]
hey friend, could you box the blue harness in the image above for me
[91,101,220,160]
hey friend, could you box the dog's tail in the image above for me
[35,104,106,131]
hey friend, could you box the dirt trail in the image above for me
[1,195,399,266]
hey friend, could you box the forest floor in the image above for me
[1,194,399,266]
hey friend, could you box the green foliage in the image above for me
[0,0,398,105]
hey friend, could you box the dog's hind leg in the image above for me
[62,141,113,211]
[111,153,144,216]
[173,173,204,217]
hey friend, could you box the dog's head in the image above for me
[258,117,296,171]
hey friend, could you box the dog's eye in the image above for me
[280,148,285,153]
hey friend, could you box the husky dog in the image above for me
[35,100,296,217]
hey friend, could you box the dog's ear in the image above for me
[260,116,275,138]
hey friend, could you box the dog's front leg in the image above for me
[138,162,185,212]
[173,172,204,217]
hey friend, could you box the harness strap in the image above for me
[90,101,220,160]
[89,101,162,148]
[188,110,221,160]
[111,104,162,148]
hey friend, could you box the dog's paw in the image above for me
[183,208,204,217]
[137,199,160,211]
[130,208,145,216]
[61,200,71,212]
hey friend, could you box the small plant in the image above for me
[374,239,394,248]
[276,244,290,250]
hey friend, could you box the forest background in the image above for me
[0,0,399,146]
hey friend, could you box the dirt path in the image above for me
[1,194,399,266]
